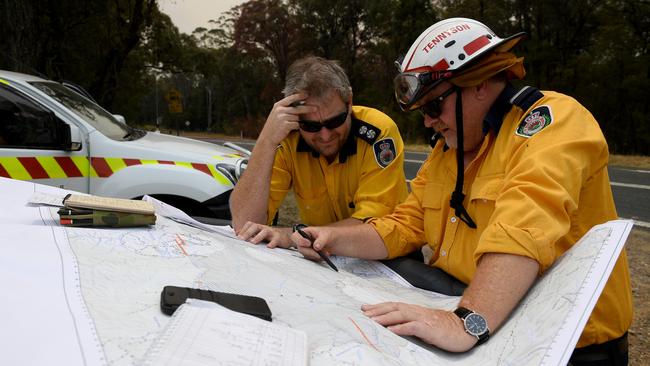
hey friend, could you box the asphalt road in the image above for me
[205,139,650,227]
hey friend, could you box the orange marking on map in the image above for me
[348,317,380,352]
[175,234,188,255]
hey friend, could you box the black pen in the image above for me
[58,208,94,216]
[292,224,339,272]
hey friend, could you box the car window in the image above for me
[29,81,130,140]
[0,84,65,149]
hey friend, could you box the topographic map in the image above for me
[0,178,633,366]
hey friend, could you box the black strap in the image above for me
[381,256,467,296]
[450,88,477,229]
[444,85,543,230]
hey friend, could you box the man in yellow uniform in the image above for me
[292,18,632,364]
[231,56,408,248]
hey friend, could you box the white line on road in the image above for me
[405,159,649,189]
[626,218,650,229]
[619,168,650,174]
[611,182,650,190]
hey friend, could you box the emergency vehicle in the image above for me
[0,70,248,220]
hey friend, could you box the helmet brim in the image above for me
[493,32,527,53]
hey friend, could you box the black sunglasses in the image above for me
[299,106,349,133]
[418,86,456,119]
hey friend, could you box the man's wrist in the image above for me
[453,307,490,346]
[253,138,281,153]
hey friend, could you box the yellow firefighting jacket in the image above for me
[268,105,408,226]
[369,90,632,347]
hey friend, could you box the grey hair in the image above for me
[282,56,352,102]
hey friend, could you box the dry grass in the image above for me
[609,155,650,169]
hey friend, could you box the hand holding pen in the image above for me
[292,224,339,272]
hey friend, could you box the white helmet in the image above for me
[394,18,525,111]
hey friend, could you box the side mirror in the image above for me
[113,114,126,124]
[68,123,82,151]
[57,119,82,151]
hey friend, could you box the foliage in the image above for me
[0,0,648,154]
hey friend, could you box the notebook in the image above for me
[63,194,155,215]
[142,299,308,366]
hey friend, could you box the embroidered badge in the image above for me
[366,130,376,139]
[373,138,396,168]
[515,105,553,138]
[359,126,368,135]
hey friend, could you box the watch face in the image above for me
[464,313,488,336]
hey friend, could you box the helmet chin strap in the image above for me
[450,87,477,229]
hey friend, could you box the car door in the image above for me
[0,82,89,193]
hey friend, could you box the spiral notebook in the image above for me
[142,299,308,366]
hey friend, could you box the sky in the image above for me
[158,0,246,34]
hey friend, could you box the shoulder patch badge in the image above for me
[373,138,396,168]
[515,105,553,138]
[353,118,381,144]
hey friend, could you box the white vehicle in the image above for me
[0,70,248,220]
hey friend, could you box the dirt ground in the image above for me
[627,228,649,364]
[277,192,649,364]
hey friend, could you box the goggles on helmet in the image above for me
[394,69,453,111]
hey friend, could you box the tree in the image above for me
[0,0,158,108]
[232,0,299,84]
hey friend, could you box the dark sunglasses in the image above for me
[299,106,349,133]
[418,86,456,119]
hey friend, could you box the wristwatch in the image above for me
[454,307,490,345]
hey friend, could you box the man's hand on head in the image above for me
[258,93,315,146]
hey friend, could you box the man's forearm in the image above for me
[326,224,388,259]
[459,253,539,333]
[327,217,363,227]
[230,141,277,231]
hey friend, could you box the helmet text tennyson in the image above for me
[422,24,471,53]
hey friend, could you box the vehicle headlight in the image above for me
[215,159,248,185]
[216,163,238,185]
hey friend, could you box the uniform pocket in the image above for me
[469,175,504,201]
[422,182,443,209]
[422,182,444,247]
[468,175,503,229]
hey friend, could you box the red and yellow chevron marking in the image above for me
[0,156,229,184]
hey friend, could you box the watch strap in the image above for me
[453,306,472,319]
[454,307,490,345]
